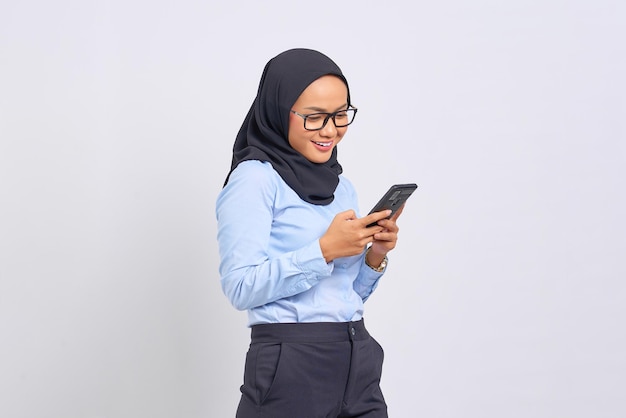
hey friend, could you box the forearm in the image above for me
[220,240,332,310]
[353,250,386,301]
[365,247,387,270]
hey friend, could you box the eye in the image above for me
[306,114,325,122]
[335,111,348,119]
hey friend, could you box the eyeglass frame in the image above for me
[289,107,358,131]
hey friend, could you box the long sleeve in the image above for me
[217,161,332,311]
[216,160,387,325]
[353,252,386,301]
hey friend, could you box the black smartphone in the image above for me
[366,183,418,227]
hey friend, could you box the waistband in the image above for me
[250,319,370,343]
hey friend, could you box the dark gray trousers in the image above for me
[235,319,388,418]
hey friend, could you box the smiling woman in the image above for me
[216,48,405,417]
[287,75,352,163]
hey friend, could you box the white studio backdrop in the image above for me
[1,1,625,417]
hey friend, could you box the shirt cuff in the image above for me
[293,240,334,281]
[354,254,386,301]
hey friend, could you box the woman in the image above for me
[216,48,404,418]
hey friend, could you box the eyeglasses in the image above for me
[290,107,358,131]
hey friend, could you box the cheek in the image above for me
[288,115,320,140]
[287,124,311,151]
[336,126,348,140]
[287,115,300,147]
[287,113,308,135]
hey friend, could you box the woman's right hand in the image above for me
[319,209,391,263]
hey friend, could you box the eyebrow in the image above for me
[303,103,348,113]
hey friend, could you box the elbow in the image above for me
[221,277,255,311]
[229,295,253,311]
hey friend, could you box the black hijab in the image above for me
[224,48,351,205]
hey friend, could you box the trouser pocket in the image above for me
[240,342,282,406]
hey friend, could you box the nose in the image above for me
[319,117,338,137]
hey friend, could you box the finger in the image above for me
[361,225,384,238]
[339,209,357,221]
[390,204,405,221]
[377,217,399,231]
[373,230,397,242]
[361,210,392,227]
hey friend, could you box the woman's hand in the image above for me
[319,209,391,263]
[366,204,404,267]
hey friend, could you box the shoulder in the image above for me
[336,174,357,197]
[230,159,277,179]
[226,160,281,190]
[217,161,282,208]
[338,174,355,190]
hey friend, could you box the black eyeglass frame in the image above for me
[290,107,358,131]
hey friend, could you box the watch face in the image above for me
[378,258,387,271]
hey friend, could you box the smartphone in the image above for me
[366,183,417,227]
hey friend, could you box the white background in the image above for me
[1,1,625,417]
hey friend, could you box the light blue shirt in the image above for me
[216,160,386,326]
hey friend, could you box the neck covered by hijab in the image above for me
[224,48,351,205]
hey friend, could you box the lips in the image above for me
[312,140,333,148]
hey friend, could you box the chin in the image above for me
[310,154,333,164]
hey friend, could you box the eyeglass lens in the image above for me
[304,109,356,130]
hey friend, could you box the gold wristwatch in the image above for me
[365,248,388,272]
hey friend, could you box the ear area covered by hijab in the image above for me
[225,48,351,205]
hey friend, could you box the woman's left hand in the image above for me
[367,204,404,262]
